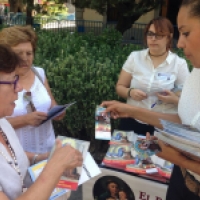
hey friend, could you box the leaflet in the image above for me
[41,102,76,124]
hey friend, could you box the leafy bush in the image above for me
[35,29,138,138]
[33,29,192,158]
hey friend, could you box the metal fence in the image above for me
[0,15,178,46]
[0,15,147,45]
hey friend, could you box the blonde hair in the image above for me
[0,25,37,53]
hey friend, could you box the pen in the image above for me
[151,102,157,108]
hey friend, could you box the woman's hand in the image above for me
[26,111,47,126]
[157,90,179,105]
[145,132,186,166]
[101,100,132,119]
[156,140,187,166]
[50,140,83,171]
[130,89,147,101]
[53,111,66,121]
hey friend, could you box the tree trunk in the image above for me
[116,14,141,34]
[9,0,21,12]
[26,0,34,25]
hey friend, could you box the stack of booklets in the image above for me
[155,120,200,161]
[28,136,101,200]
[102,130,173,183]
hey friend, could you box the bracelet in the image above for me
[32,154,39,165]
[127,88,134,97]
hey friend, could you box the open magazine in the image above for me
[28,160,68,200]
[41,102,76,124]
[155,120,200,161]
[48,136,90,190]
[28,152,101,200]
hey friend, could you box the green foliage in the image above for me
[175,48,193,72]
[34,29,140,139]
[33,29,192,155]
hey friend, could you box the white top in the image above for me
[0,118,70,200]
[0,118,31,200]
[9,67,55,153]
[178,68,200,181]
[123,49,189,113]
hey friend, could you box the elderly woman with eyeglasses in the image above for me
[0,44,83,200]
[0,26,65,165]
[116,16,189,135]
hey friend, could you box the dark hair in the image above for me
[106,180,119,187]
[144,16,174,50]
[181,0,200,19]
[0,44,20,73]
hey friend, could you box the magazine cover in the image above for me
[41,102,76,124]
[126,144,172,180]
[28,160,68,200]
[28,152,101,198]
[103,144,135,167]
[110,130,137,145]
[49,136,90,190]
[95,106,111,140]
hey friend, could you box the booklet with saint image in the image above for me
[49,136,90,190]
[28,152,101,197]
[28,160,68,200]
[95,106,111,140]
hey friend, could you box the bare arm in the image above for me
[116,69,132,99]
[101,100,181,129]
[157,141,200,175]
[25,152,49,165]
[7,112,47,129]
[129,106,181,129]
[116,70,147,101]
[0,141,83,200]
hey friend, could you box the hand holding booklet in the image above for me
[28,152,101,200]
[155,120,200,161]
[41,102,76,124]
[49,136,90,190]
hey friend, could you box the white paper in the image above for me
[79,152,102,185]
[151,155,165,167]
[146,168,158,174]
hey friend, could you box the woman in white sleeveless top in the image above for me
[0,26,65,164]
[102,0,200,199]
[0,44,82,200]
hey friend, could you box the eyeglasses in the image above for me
[146,31,164,40]
[0,75,19,90]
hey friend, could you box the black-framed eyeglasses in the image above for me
[0,75,19,90]
[146,31,164,40]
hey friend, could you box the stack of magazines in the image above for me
[155,120,200,161]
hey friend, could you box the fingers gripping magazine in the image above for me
[28,152,101,200]
[95,106,111,140]
[49,136,90,190]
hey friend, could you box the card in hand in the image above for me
[134,139,161,158]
